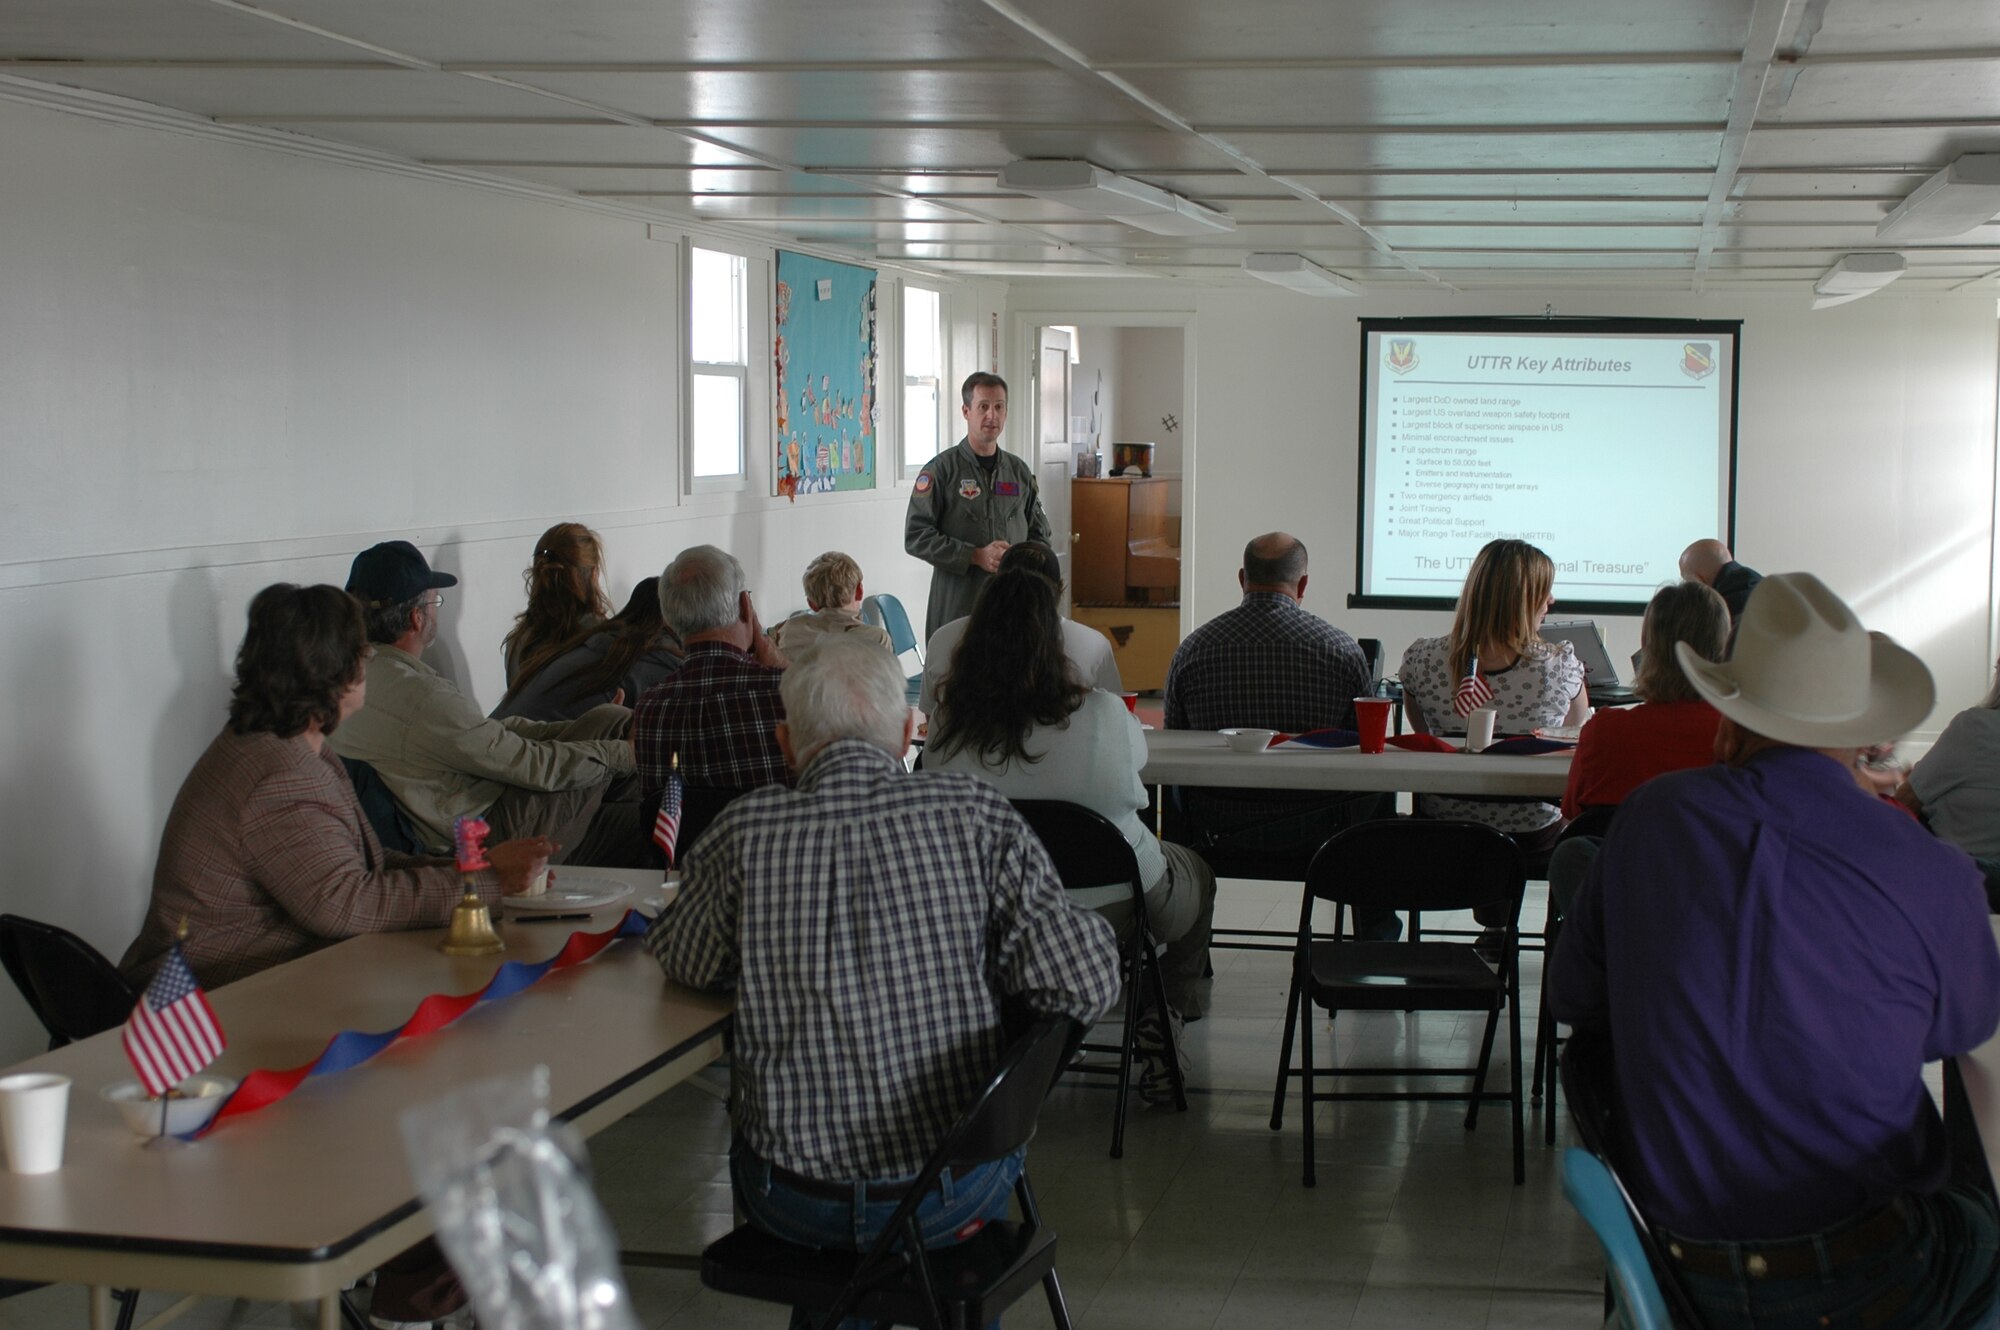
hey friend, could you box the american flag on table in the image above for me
[652,754,685,865]
[1453,654,1495,718]
[122,944,226,1098]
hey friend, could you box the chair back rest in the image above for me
[1559,804,1618,844]
[944,1017,1081,1167]
[0,914,138,1049]
[340,756,429,855]
[1307,818,1525,920]
[860,593,921,659]
[1009,799,1144,906]
[1561,1149,1675,1330]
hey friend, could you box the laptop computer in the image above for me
[1541,619,1623,690]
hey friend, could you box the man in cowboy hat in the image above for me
[1550,572,2000,1329]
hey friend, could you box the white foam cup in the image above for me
[0,1073,71,1174]
[1466,708,1498,752]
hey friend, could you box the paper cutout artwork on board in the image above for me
[773,250,878,497]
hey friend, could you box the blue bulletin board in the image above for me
[773,250,878,496]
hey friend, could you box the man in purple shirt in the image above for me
[1551,572,2000,1329]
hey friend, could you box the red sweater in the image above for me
[1562,700,1721,819]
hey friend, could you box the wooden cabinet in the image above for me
[1072,477,1179,605]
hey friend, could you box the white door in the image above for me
[1034,327,1074,598]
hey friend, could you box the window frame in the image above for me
[900,279,949,481]
[685,240,752,495]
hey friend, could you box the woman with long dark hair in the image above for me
[493,577,682,722]
[502,522,613,687]
[926,565,1216,1103]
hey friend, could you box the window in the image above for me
[903,283,943,477]
[689,246,748,487]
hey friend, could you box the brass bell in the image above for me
[439,888,505,957]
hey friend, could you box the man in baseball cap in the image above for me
[1550,573,2000,1328]
[331,540,644,866]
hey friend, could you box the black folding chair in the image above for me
[1270,819,1529,1185]
[701,1018,1080,1330]
[0,914,138,1050]
[0,915,144,1329]
[1560,1030,1708,1327]
[1011,800,1188,1157]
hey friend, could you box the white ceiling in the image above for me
[7,0,2000,293]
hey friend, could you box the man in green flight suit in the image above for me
[904,371,1053,642]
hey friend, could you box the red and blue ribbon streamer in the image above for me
[196,910,649,1137]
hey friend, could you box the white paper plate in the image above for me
[501,876,633,913]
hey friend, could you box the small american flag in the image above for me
[1453,654,1494,718]
[652,761,685,866]
[122,945,226,1098]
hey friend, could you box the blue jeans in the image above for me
[730,1141,1025,1330]
[1667,1187,2000,1330]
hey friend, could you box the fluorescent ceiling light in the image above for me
[1241,252,1362,297]
[997,160,1235,236]
[1877,154,2000,243]
[1811,252,1905,310]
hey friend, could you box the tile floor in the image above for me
[2,881,1608,1329]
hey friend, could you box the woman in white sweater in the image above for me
[927,566,1216,1083]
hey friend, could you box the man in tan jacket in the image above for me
[329,540,641,865]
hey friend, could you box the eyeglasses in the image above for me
[421,594,445,611]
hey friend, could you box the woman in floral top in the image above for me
[1399,539,1588,867]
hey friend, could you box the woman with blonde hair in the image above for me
[1399,538,1588,862]
[503,522,612,687]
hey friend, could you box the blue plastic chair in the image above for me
[1562,1147,1675,1330]
[861,593,924,706]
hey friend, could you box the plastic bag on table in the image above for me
[400,1066,641,1330]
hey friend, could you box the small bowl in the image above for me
[102,1075,236,1137]
[1220,728,1278,754]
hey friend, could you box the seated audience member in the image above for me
[123,583,554,989]
[329,540,640,866]
[1899,656,2000,904]
[920,541,1121,715]
[1546,579,1729,917]
[926,565,1216,1096]
[633,546,790,816]
[1163,532,1394,935]
[123,583,551,1330]
[1678,537,1763,625]
[1401,538,1587,880]
[1549,572,2000,1330]
[647,639,1119,1301]
[503,521,613,688]
[767,550,893,656]
[492,577,683,723]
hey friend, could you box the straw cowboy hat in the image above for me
[1674,572,1932,748]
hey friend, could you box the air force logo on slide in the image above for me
[1682,342,1716,380]
[1385,339,1419,374]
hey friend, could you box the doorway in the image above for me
[1025,319,1192,695]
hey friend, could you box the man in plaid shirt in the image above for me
[633,545,791,809]
[648,637,1119,1265]
[1163,532,1398,939]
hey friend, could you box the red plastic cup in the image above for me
[1120,692,1140,714]
[1353,698,1392,754]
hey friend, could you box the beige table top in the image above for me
[0,865,725,1300]
[1139,728,1572,797]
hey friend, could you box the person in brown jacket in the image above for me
[121,583,552,991]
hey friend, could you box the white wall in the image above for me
[1071,328,1119,458]
[0,97,999,1062]
[1009,282,1999,732]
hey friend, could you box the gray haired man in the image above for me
[632,544,791,803]
[648,637,1119,1278]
